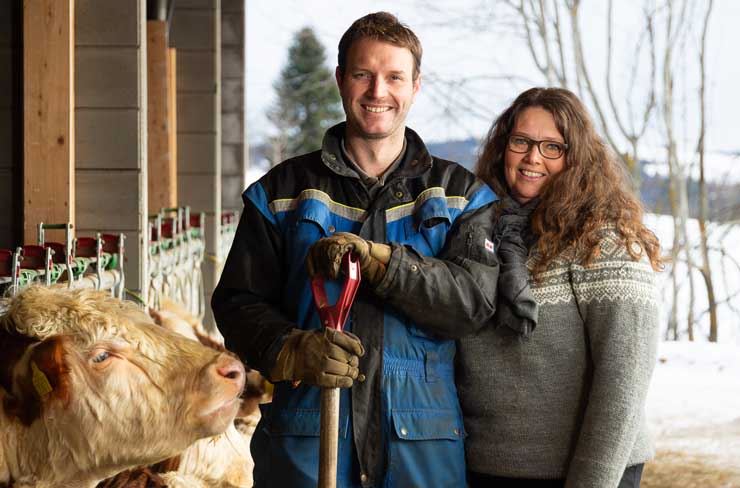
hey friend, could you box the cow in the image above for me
[95,299,264,487]
[0,286,245,488]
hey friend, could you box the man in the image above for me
[212,12,509,487]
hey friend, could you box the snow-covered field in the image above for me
[647,341,740,455]
[644,215,740,486]
[644,341,740,486]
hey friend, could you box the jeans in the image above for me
[467,463,644,488]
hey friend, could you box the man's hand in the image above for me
[306,232,391,286]
[269,328,366,388]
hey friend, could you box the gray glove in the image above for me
[269,328,366,388]
[493,198,539,336]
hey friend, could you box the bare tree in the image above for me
[415,0,729,342]
[696,0,718,341]
[493,0,657,187]
[661,0,695,340]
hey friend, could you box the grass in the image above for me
[642,449,740,488]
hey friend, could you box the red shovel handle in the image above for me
[310,252,361,331]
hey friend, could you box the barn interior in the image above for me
[0,0,247,331]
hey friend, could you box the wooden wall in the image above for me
[221,0,246,213]
[171,0,222,327]
[75,0,148,296]
[3,1,248,311]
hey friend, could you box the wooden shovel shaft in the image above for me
[318,386,340,488]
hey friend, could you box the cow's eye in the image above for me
[92,351,111,363]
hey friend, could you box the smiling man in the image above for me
[213,12,505,487]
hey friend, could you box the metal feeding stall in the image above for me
[0,222,125,297]
[147,206,207,319]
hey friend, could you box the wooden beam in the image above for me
[23,0,74,244]
[168,47,177,206]
[147,20,175,213]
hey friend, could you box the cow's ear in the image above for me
[28,336,70,403]
[6,336,70,426]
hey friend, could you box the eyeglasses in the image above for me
[507,135,568,159]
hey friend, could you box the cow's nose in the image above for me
[213,353,246,390]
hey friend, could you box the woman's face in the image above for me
[504,106,566,204]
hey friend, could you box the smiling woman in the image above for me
[503,106,567,205]
[461,87,664,488]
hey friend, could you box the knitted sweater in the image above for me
[457,227,659,488]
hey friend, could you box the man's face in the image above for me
[336,37,420,141]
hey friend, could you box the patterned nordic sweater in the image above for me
[457,227,659,488]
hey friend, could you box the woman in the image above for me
[458,87,662,488]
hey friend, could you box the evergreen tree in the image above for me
[268,27,342,165]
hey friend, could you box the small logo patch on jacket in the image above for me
[484,238,495,253]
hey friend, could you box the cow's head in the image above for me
[0,286,245,485]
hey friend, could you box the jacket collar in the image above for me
[320,122,433,180]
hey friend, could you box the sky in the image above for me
[246,0,740,153]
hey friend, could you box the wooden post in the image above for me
[147,20,175,213]
[319,387,340,488]
[23,0,75,244]
[168,47,177,197]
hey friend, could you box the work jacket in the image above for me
[212,123,500,487]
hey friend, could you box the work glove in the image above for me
[269,328,366,388]
[306,232,391,287]
[493,197,539,336]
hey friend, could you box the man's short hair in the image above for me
[337,12,422,80]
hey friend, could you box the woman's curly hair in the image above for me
[476,87,663,277]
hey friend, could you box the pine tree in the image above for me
[268,27,342,165]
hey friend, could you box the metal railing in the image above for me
[0,222,125,297]
[147,207,206,319]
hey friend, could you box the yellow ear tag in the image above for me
[31,361,54,398]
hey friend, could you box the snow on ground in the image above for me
[647,341,740,450]
[645,341,740,485]
[643,214,740,478]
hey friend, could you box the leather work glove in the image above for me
[306,232,391,287]
[269,328,366,388]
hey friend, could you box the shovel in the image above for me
[310,252,361,488]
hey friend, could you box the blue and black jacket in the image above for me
[212,123,500,487]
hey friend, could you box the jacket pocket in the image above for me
[391,409,466,441]
[293,202,334,242]
[287,203,335,272]
[387,409,467,487]
[404,200,452,257]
